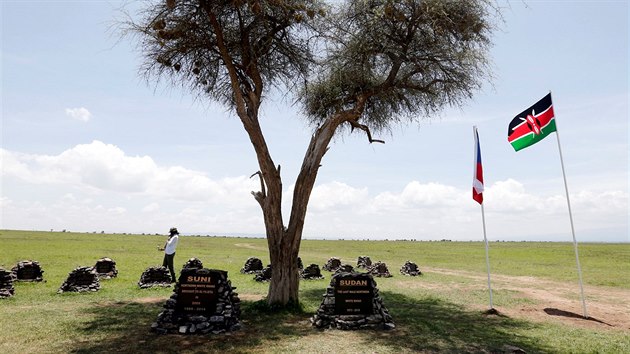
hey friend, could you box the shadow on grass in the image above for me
[353,290,549,353]
[70,289,550,353]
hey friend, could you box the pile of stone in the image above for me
[0,268,15,298]
[311,272,395,330]
[400,261,422,276]
[322,257,342,272]
[240,257,263,274]
[151,268,241,335]
[93,257,118,279]
[300,264,324,280]
[334,264,355,274]
[253,265,272,282]
[182,257,203,270]
[58,266,100,293]
[11,260,44,282]
[356,256,372,269]
[367,262,393,278]
[138,266,172,288]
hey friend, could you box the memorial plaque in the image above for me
[176,268,223,314]
[18,267,37,280]
[95,262,113,274]
[75,272,97,286]
[334,273,374,315]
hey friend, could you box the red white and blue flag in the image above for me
[472,126,484,204]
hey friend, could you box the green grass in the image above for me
[1,230,628,353]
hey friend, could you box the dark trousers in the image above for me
[162,252,176,282]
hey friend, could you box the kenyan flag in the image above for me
[508,93,557,151]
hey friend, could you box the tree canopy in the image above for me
[303,0,493,135]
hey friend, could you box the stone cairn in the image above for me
[356,256,372,269]
[311,272,395,330]
[93,257,118,279]
[11,260,44,282]
[240,257,263,274]
[151,268,241,335]
[253,265,272,282]
[335,264,355,274]
[0,268,15,298]
[138,266,172,288]
[182,257,203,270]
[58,266,100,293]
[322,257,342,272]
[367,262,393,278]
[400,261,422,276]
[301,264,324,280]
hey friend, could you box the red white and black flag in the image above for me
[508,93,557,151]
[472,126,484,204]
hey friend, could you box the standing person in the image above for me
[158,227,179,282]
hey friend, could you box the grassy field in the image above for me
[0,230,628,353]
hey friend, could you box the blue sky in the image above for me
[1,1,628,242]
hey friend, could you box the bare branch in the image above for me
[249,170,266,203]
[348,120,385,144]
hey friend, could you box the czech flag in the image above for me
[473,126,484,205]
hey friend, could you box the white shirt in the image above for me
[164,235,179,255]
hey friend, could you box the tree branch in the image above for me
[249,170,266,204]
[348,120,385,144]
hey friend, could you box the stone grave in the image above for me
[356,256,372,269]
[182,257,203,270]
[93,257,118,279]
[334,264,355,274]
[301,264,324,280]
[240,257,263,274]
[322,257,342,272]
[11,260,44,282]
[253,265,272,282]
[311,272,394,330]
[400,261,422,276]
[367,261,393,277]
[151,268,241,335]
[0,268,15,298]
[138,266,172,288]
[58,266,100,293]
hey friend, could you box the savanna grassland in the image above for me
[1,230,628,353]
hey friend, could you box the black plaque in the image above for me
[18,267,37,280]
[95,262,113,274]
[176,268,223,314]
[334,273,374,315]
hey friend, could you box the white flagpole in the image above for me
[474,126,494,310]
[481,202,494,310]
[551,92,588,318]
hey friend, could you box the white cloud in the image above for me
[65,107,92,122]
[142,202,160,213]
[1,141,259,204]
[308,181,369,211]
[1,142,626,241]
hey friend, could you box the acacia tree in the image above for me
[127,0,495,307]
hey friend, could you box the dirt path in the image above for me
[423,267,630,331]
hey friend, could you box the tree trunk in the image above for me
[264,114,347,306]
[266,230,300,306]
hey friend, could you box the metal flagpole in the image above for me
[551,92,588,318]
[481,202,494,309]
[474,125,494,311]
